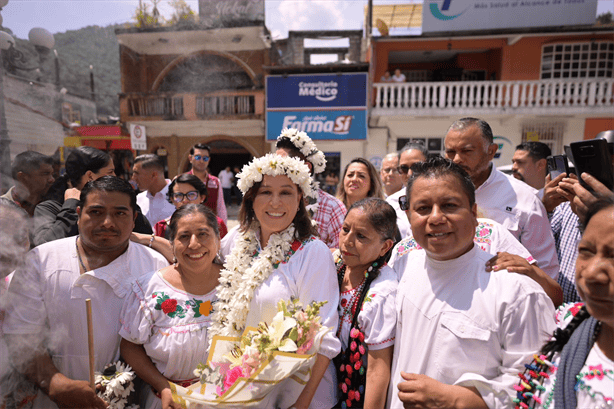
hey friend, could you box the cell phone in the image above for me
[570,139,614,192]
[547,155,569,179]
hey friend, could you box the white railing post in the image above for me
[512,83,519,107]
[374,84,382,108]
[588,82,597,106]
[439,85,446,108]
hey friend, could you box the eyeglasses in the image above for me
[381,167,399,175]
[398,195,409,211]
[173,191,200,203]
[397,165,411,175]
[193,155,210,162]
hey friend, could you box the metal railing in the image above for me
[373,79,614,114]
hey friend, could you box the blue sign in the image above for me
[266,73,368,109]
[266,110,367,141]
[266,73,368,140]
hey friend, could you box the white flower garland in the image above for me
[236,153,316,199]
[209,224,297,340]
[277,128,327,174]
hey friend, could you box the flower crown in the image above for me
[276,128,327,174]
[237,153,316,198]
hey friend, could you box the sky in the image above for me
[2,0,612,42]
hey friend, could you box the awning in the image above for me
[64,125,134,151]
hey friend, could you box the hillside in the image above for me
[3,24,122,116]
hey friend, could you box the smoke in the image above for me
[0,201,37,407]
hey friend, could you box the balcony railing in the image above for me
[372,79,614,116]
[120,90,264,121]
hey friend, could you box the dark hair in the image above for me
[275,138,305,160]
[406,156,476,207]
[11,151,54,179]
[134,154,165,172]
[337,158,385,207]
[346,197,398,243]
[65,147,112,187]
[580,196,614,233]
[167,174,208,204]
[398,141,429,159]
[190,143,211,156]
[515,142,552,162]
[79,176,137,212]
[448,117,494,144]
[167,203,219,241]
[238,181,318,242]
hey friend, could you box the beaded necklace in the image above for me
[335,259,379,409]
[513,320,603,409]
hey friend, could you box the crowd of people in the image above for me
[0,118,612,409]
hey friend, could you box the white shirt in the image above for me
[476,166,559,279]
[386,187,411,239]
[3,237,168,407]
[389,218,536,281]
[387,245,555,409]
[224,232,341,409]
[218,169,234,189]
[137,181,176,227]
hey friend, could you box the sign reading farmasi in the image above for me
[266,73,368,140]
[423,0,598,33]
[198,0,264,28]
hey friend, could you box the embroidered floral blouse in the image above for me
[119,270,216,382]
[530,302,613,409]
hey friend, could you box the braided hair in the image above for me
[541,305,591,356]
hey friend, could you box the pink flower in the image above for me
[297,339,313,354]
[223,366,245,392]
[358,345,366,355]
[350,328,360,338]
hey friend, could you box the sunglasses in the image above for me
[398,195,409,211]
[397,165,411,175]
[173,191,200,202]
[381,167,399,175]
[193,155,210,162]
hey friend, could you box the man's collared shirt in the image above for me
[137,181,176,227]
[475,166,559,279]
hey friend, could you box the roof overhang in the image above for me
[116,26,270,55]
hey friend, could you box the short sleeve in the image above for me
[119,274,156,345]
[358,267,397,350]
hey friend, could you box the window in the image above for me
[521,122,565,155]
[541,42,614,80]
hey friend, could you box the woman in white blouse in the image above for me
[513,196,614,408]
[120,204,222,409]
[212,153,341,409]
[335,198,397,409]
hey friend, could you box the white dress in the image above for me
[524,302,614,408]
[225,232,342,409]
[337,265,397,380]
[387,245,556,409]
[119,270,216,409]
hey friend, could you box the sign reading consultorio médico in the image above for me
[266,73,368,141]
[423,0,597,33]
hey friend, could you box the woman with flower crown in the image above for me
[334,197,397,409]
[213,153,341,409]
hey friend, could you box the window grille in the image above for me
[541,42,614,80]
[521,122,565,155]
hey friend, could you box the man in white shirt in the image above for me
[444,117,559,279]
[3,176,168,408]
[511,141,551,199]
[132,154,175,227]
[386,142,428,238]
[380,153,403,197]
[387,157,555,409]
[218,166,234,207]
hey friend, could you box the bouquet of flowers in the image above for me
[170,298,329,408]
[94,361,137,409]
